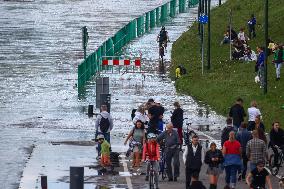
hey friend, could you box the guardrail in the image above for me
[78,0,199,92]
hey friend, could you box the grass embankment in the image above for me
[171,0,284,128]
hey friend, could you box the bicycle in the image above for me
[146,160,157,189]
[269,145,284,176]
[183,118,197,146]
[159,143,167,180]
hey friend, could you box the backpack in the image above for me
[99,115,110,133]
[146,142,157,157]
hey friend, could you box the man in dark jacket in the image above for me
[147,98,164,134]
[269,121,284,166]
[221,117,234,147]
[229,98,246,130]
[183,135,205,189]
[171,101,184,145]
[236,122,252,180]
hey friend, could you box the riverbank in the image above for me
[171,0,284,128]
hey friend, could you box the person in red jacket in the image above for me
[142,133,160,189]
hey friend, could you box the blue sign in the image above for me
[198,15,208,24]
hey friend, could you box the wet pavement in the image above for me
[1,0,282,188]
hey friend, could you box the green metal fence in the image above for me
[78,0,199,91]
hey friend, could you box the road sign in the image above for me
[198,14,208,24]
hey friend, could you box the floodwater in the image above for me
[0,0,224,189]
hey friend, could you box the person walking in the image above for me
[246,130,267,171]
[188,174,207,189]
[95,104,114,158]
[132,105,148,125]
[254,115,267,144]
[247,100,261,131]
[221,117,234,148]
[183,135,205,189]
[246,160,273,189]
[171,101,184,146]
[236,122,252,180]
[229,98,246,131]
[124,120,145,168]
[222,131,242,189]
[204,142,224,189]
[157,123,180,181]
[247,14,256,39]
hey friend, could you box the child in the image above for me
[96,134,111,168]
[142,133,160,189]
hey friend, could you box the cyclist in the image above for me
[142,133,160,189]
[269,121,284,166]
[246,160,273,189]
[157,26,169,51]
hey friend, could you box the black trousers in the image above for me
[185,167,201,189]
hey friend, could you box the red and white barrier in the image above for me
[102,59,141,66]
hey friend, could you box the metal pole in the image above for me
[202,24,204,75]
[198,0,201,35]
[70,167,84,189]
[229,9,232,60]
[204,0,207,15]
[82,26,88,60]
[207,0,211,70]
[219,0,221,6]
[41,176,47,189]
[264,0,268,94]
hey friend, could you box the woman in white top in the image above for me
[238,28,248,43]
[247,100,261,131]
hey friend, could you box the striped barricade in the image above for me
[102,59,141,66]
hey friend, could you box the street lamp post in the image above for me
[207,0,211,70]
[264,0,268,94]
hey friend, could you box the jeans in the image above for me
[96,132,110,156]
[225,165,238,188]
[275,63,282,79]
[258,67,265,88]
[165,147,180,179]
[241,153,249,178]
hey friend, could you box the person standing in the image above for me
[95,105,114,158]
[246,130,267,171]
[247,100,261,131]
[269,121,284,167]
[183,135,205,189]
[157,123,180,181]
[246,160,273,189]
[236,123,252,180]
[204,142,224,189]
[96,134,111,168]
[256,46,265,88]
[229,98,246,131]
[247,14,256,39]
[272,44,283,81]
[222,131,242,189]
[171,101,184,146]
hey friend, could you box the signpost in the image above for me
[198,14,208,75]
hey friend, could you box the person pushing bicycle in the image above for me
[157,26,170,52]
[142,133,160,189]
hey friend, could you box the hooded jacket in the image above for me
[95,111,114,133]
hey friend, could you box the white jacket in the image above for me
[132,111,148,124]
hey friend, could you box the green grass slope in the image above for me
[171,0,284,128]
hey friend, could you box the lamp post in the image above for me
[207,0,211,70]
[263,0,268,94]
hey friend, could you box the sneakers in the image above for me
[145,176,149,181]
[174,177,177,181]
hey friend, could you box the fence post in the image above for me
[156,7,160,25]
[41,176,47,189]
[145,12,150,32]
[70,167,84,189]
[150,10,155,28]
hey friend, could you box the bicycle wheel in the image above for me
[269,154,279,176]
[149,171,155,189]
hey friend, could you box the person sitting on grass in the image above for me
[142,133,160,189]
[96,134,111,169]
